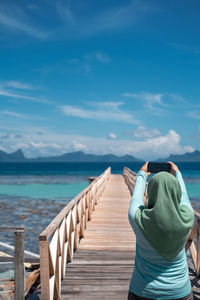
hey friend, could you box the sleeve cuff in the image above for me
[175,170,181,177]
[137,170,148,178]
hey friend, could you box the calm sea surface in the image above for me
[0,162,199,256]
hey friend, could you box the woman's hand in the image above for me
[140,162,151,176]
[168,161,179,175]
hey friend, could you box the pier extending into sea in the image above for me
[38,167,200,300]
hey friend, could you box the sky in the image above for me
[0,0,200,160]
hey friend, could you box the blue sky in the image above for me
[0,0,200,160]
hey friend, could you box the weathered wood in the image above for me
[195,210,200,220]
[25,268,40,296]
[185,221,197,251]
[61,175,135,299]
[14,230,24,300]
[59,168,200,299]
[38,166,200,300]
[0,226,24,232]
[185,217,200,276]
[39,167,111,299]
[39,168,110,240]
[39,239,50,300]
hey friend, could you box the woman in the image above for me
[128,161,194,300]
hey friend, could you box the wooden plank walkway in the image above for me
[35,169,200,300]
[61,174,135,300]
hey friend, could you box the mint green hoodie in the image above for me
[128,170,194,299]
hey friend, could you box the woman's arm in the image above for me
[175,171,193,209]
[169,161,193,210]
[128,163,149,227]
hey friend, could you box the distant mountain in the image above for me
[2,149,200,163]
[32,151,142,162]
[0,149,143,162]
[159,150,200,162]
[0,149,27,162]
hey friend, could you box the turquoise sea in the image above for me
[0,162,199,255]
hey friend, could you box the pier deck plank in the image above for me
[58,174,200,300]
[61,174,135,300]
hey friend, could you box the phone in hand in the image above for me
[147,162,170,173]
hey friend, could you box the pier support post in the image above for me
[14,229,24,300]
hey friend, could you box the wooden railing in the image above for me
[39,167,111,300]
[185,210,200,276]
[123,167,137,194]
[123,166,200,277]
[123,167,148,205]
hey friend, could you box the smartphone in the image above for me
[147,162,170,173]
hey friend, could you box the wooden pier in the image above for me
[38,167,200,300]
[61,174,135,299]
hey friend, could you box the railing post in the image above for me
[39,238,50,300]
[197,220,200,276]
[14,229,24,300]
[123,167,136,195]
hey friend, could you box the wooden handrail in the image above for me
[194,210,200,220]
[123,167,148,205]
[39,167,111,300]
[185,211,200,276]
[39,168,110,240]
[39,187,92,241]
[0,226,24,232]
[123,167,137,194]
[123,167,200,277]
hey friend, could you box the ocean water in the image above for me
[0,162,199,256]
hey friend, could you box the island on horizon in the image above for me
[0,149,200,163]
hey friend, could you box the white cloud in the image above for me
[69,51,110,75]
[95,52,110,64]
[0,1,156,41]
[120,130,195,159]
[6,81,33,90]
[108,133,117,140]
[0,4,47,38]
[83,51,110,64]
[0,133,11,140]
[27,4,39,11]
[17,141,63,157]
[169,93,189,105]
[167,43,200,55]
[0,110,29,119]
[183,146,195,153]
[55,1,74,24]
[123,92,166,115]
[55,0,154,38]
[0,88,35,100]
[30,142,62,149]
[84,64,91,74]
[0,126,194,160]
[60,102,140,124]
[123,92,164,104]
[0,145,6,151]
[0,87,53,104]
[187,111,200,120]
[72,141,87,152]
[11,143,30,150]
[130,126,161,139]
